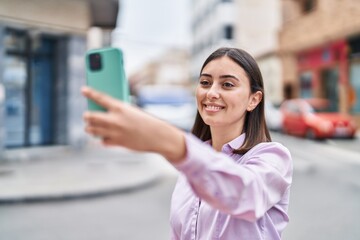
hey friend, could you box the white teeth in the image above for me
[205,105,222,110]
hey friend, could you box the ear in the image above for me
[247,91,263,112]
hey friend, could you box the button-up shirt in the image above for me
[170,133,293,240]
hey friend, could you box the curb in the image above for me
[0,172,162,204]
[0,146,166,204]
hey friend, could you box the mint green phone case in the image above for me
[85,47,130,111]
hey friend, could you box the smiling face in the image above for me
[196,56,261,135]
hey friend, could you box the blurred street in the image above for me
[1,0,360,239]
[0,132,359,240]
[274,132,360,240]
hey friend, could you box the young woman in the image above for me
[82,47,293,240]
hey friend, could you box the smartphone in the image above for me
[85,47,130,111]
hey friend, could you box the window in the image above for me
[301,0,316,14]
[350,62,360,113]
[300,71,313,98]
[224,25,233,40]
[3,28,58,147]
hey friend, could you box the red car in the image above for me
[280,98,357,139]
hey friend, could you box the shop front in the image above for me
[0,0,118,153]
[2,29,61,147]
[297,40,349,113]
[0,27,86,149]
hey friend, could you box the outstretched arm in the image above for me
[82,86,186,163]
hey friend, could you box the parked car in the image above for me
[142,103,196,132]
[265,100,283,132]
[280,98,357,139]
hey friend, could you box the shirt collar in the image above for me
[222,133,246,153]
[205,133,246,153]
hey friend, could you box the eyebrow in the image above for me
[200,73,240,81]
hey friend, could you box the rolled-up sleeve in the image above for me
[173,133,293,222]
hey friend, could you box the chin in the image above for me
[203,119,224,127]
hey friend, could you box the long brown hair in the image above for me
[191,47,271,154]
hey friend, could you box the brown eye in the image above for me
[223,82,234,88]
[199,80,211,86]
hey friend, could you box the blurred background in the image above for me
[0,0,360,239]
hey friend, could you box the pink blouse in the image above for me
[170,133,293,240]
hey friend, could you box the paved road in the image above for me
[283,168,360,240]
[0,174,178,240]
[272,132,360,240]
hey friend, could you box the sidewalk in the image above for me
[0,143,171,204]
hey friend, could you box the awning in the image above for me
[89,0,119,29]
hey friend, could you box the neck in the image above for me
[210,127,243,151]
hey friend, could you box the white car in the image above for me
[137,86,197,132]
[265,100,283,132]
[143,103,196,131]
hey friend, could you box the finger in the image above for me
[83,111,118,129]
[81,86,123,111]
[86,125,127,147]
[102,138,118,147]
[85,125,115,139]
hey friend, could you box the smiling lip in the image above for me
[203,104,225,112]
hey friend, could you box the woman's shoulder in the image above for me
[256,140,289,150]
[242,141,293,172]
[246,141,291,159]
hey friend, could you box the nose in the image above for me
[206,84,220,99]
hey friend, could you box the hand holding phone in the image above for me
[85,47,130,111]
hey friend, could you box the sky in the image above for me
[112,0,191,75]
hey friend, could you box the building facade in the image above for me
[191,0,236,81]
[280,0,360,125]
[236,0,283,104]
[0,0,118,154]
